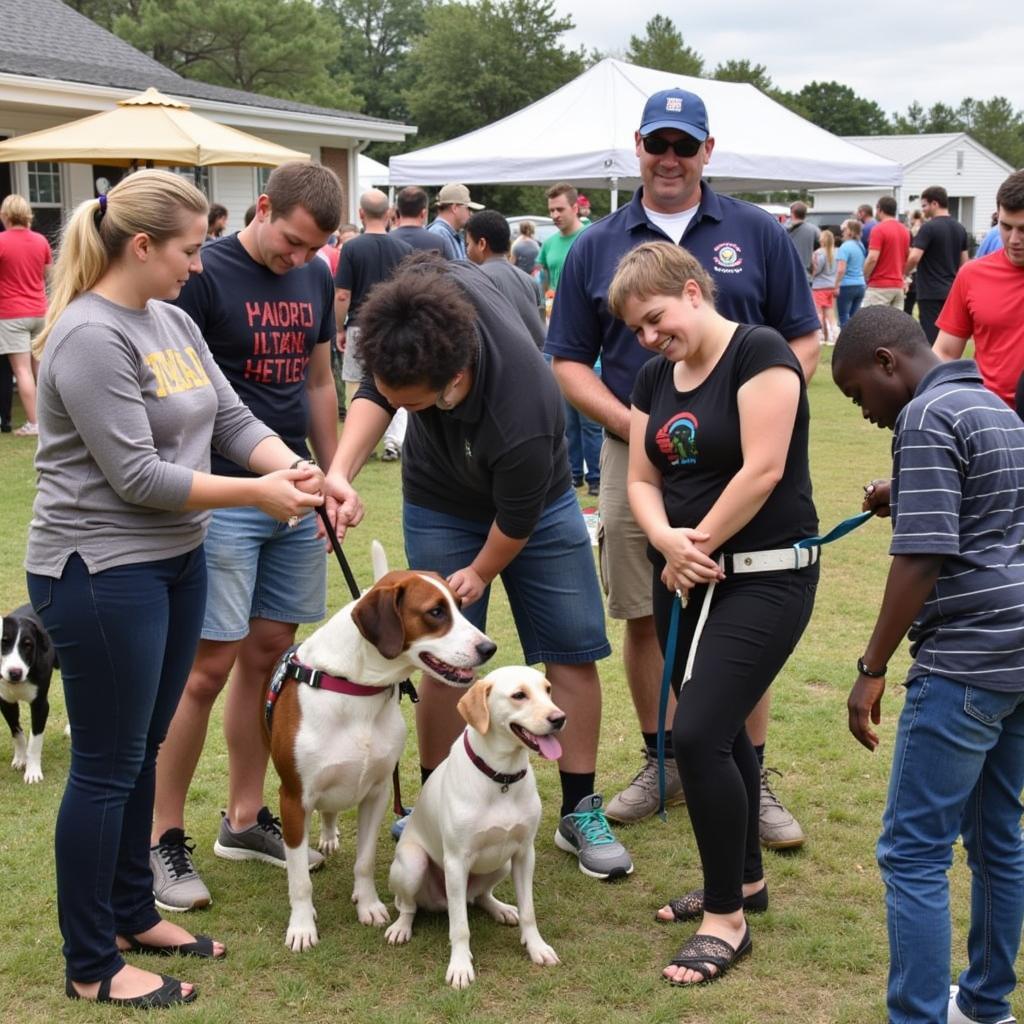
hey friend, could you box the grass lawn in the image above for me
[0,348,1018,1023]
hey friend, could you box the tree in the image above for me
[323,0,427,123]
[785,81,891,136]
[625,15,703,76]
[64,0,145,30]
[893,96,1024,167]
[404,0,584,148]
[891,100,927,134]
[712,59,774,94]
[117,0,361,111]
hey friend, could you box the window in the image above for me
[956,150,965,172]
[27,161,62,205]
[255,166,272,194]
[169,165,211,196]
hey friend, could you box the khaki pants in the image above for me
[862,287,905,309]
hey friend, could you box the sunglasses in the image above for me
[641,134,703,158]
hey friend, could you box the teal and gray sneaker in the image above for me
[554,794,634,880]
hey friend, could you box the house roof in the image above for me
[0,0,403,129]
[843,132,1012,172]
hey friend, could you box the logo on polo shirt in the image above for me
[656,411,698,466]
[712,242,744,274]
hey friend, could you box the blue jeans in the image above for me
[402,489,610,665]
[202,504,326,640]
[565,399,602,486]
[27,549,207,983]
[877,673,1024,1024]
[836,284,866,327]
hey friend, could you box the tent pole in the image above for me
[609,178,619,212]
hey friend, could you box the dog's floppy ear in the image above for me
[351,585,406,660]
[457,680,492,734]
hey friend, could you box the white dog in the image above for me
[265,543,496,951]
[385,666,565,987]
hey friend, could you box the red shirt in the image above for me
[0,227,52,318]
[936,249,1024,406]
[867,218,910,288]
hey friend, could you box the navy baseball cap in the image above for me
[639,88,709,141]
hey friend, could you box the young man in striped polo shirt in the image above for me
[832,305,1024,1024]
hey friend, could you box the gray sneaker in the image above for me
[213,806,325,870]
[554,794,634,880]
[605,749,685,823]
[759,768,806,850]
[948,985,1017,1024]
[150,828,211,912]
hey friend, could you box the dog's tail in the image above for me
[370,539,389,583]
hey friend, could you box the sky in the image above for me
[552,0,1023,117]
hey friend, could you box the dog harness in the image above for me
[264,644,394,729]
[462,730,527,793]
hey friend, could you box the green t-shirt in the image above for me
[537,226,586,293]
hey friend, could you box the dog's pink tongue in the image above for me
[536,733,562,761]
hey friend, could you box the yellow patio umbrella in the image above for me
[0,87,310,167]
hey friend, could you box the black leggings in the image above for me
[652,563,817,914]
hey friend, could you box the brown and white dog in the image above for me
[385,667,565,988]
[265,542,496,951]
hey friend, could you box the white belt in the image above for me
[725,545,819,575]
[679,545,818,684]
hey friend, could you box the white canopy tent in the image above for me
[357,153,389,195]
[389,59,901,201]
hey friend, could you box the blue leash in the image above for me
[655,510,875,821]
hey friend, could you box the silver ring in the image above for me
[287,515,300,529]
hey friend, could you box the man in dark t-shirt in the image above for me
[391,186,451,255]
[904,185,968,344]
[151,162,342,910]
[335,189,413,401]
[336,189,413,459]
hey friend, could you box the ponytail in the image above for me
[34,169,208,357]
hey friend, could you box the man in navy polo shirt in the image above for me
[546,87,821,847]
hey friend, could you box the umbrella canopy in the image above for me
[389,59,901,193]
[0,87,310,167]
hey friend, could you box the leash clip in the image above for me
[399,679,419,703]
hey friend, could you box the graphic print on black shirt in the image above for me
[172,234,335,476]
[655,411,699,466]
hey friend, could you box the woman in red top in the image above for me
[0,194,52,435]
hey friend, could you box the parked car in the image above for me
[506,215,558,245]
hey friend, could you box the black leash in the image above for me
[316,505,362,602]
[315,504,416,817]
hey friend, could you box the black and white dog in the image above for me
[1,604,55,783]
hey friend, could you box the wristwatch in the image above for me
[857,657,887,678]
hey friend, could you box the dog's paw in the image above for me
[285,908,319,952]
[485,899,519,926]
[525,939,560,966]
[355,898,390,926]
[384,918,412,945]
[445,952,475,989]
[318,834,339,856]
[11,754,26,770]
[23,765,43,784]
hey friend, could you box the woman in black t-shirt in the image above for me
[608,242,819,986]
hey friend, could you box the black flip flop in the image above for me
[123,933,226,959]
[666,927,752,986]
[658,884,768,923]
[66,972,198,1007]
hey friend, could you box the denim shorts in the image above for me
[201,505,327,641]
[403,489,610,666]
